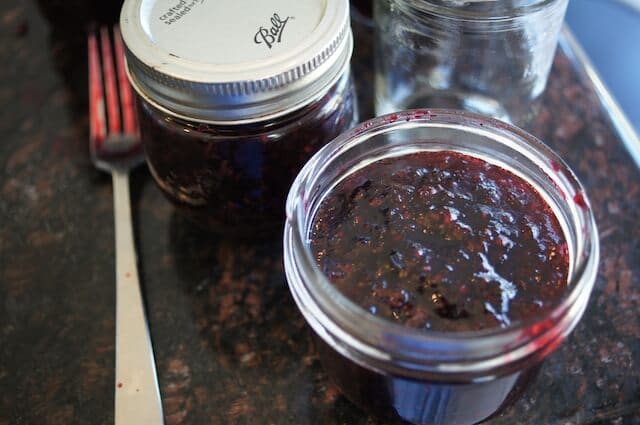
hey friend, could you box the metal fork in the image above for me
[88,26,164,425]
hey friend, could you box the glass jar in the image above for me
[120,0,357,234]
[284,109,599,425]
[374,0,569,126]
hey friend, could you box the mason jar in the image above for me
[374,0,569,126]
[120,0,357,234]
[284,109,599,424]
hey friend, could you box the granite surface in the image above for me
[1,1,639,424]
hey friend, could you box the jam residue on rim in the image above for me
[310,151,570,332]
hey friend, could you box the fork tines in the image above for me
[88,25,138,156]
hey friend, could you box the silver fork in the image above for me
[88,26,164,425]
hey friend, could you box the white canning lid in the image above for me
[120,0,352,124]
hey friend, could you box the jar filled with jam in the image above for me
[284,110,599,424]
[120,0,357,233]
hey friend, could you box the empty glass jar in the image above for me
[374,0,569,125]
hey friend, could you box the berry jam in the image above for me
[310,150,569,332]
[138,73,356,234]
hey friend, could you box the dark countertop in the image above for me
[1,1,639,424]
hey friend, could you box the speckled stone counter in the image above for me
[1,1,639,424]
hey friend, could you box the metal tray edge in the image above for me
[559,25,640,168]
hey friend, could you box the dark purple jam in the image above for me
[310,150,570,332]
[138,73,356,234]
[351,0,372,18]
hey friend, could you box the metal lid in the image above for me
[120,0,352,124]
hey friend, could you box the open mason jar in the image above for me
[120,0,357,234]
[284,110,599,424]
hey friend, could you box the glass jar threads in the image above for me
[120,0,357,233]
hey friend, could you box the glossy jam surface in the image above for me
[310,151,569,331]
[138,73,356,234]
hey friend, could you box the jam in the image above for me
[138,73,356,233]
[310,150,570,332]
[351,0,372,18]
[122,0,355,234]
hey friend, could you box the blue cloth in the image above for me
[566,0,640,133]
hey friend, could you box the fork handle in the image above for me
[113,171,164,425]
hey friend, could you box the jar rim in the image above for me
[284,109,599,380]
[397,0,566,21]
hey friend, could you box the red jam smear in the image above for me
[310,151,570,332]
